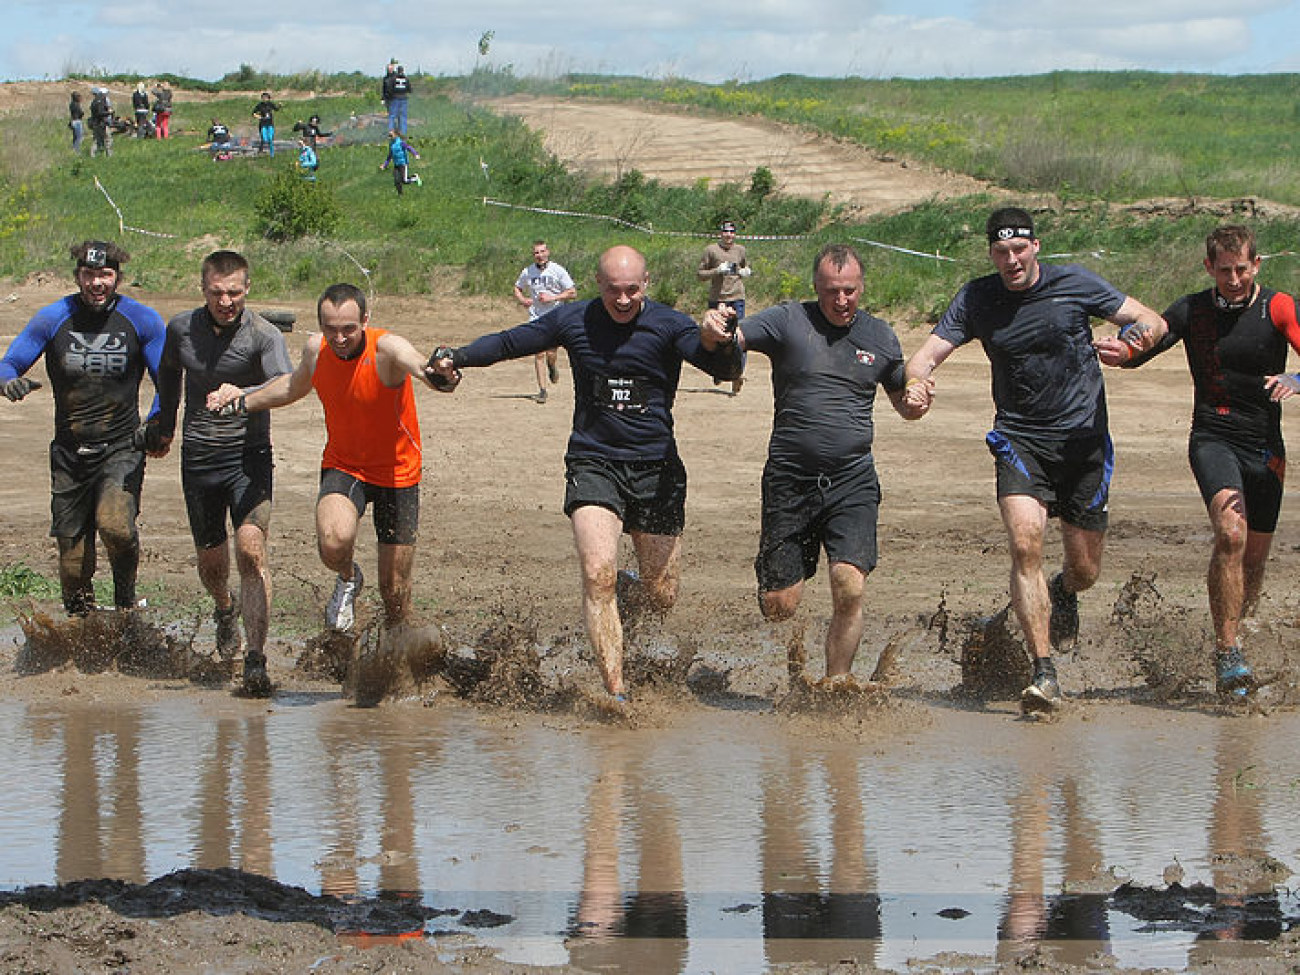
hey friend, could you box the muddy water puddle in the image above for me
[0,697,1298,972]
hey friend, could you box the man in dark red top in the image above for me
[1098,225,1300,697]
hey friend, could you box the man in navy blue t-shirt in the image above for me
[906,207,1166,713]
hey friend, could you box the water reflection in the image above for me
[3,702,1300,972]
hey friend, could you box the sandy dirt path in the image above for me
[487,95,996,215]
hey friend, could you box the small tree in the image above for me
[253,170,342,241]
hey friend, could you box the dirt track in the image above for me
[487,95,995,215]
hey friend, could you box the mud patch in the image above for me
[15,609,228,683]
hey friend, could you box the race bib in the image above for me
[594,376,649,413]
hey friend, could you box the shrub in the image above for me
[253,169,342,241]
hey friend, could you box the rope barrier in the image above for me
[93,178,178,239]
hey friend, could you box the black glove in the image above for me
[426,346,460,390]
[2,377,40,402]
[134,418,168,453]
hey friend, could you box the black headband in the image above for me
[988,225,1034,244]
[77,244,120,271]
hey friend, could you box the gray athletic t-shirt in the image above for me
[157,306,292,466]
[741,300,905,476]
[934,263,1125,439]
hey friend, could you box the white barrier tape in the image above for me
[850,236,957,263]
[483,197,816,242]
[93,178,178,239]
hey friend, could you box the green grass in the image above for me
[3,69,1298,325]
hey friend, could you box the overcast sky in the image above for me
[5,0,1300,83]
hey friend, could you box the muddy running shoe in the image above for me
[1047,572,1079,650]
[214,600,241,658]
[326,563,363,632]
[1215,646,1252,698]
[241,652,272,697]
[535,388,548,404]
[1021,658,1062,714]
[547,360,560,384]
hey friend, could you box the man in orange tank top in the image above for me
[206,283,455,632]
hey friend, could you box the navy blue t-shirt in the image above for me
[455,298,743,462]
[934,263,1125,439]
[741,300,904,476]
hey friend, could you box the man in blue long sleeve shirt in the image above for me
[0,241,166,615]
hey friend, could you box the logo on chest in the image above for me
[855,349,876,366]
[65,331,129,378]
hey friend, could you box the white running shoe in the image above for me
[326,563,363,632]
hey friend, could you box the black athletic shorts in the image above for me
[755,460,880,593]
[1189,432,1286,533]
[182,447,274,549]
[49,438,144,540]
[563,454,687,536]
[319,468,420,545]
[986,429,1111,532]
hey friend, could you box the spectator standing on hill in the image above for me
[251,92,281,156]
[513,239,577,403]
[698,220,751,395]
[0,241,166,617]
[148,250,293,697]
[68,91,84,153]
[151,82,172,139]
[427,245,745,705]
[904,206,1166,714]
[380,130,421,194]
[1096,225,1300,699]
[702,244,928,682]
[382,64,412,135]
[88,87,113,157]
[132,83,150,137]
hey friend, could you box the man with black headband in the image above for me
[150,250,291,696]
[1097,225,1300,699]
[905,207,1167,713]
[0,241,166,616]
[205,283,451,635]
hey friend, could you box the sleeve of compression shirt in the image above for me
[453,315,560,368]
[133,303,168,420]
[1269,292,1300,355]
[154,323,185,438]
[0,305,63,382]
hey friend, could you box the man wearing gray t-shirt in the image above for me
[150,250,292,696]
[703,243,927,682]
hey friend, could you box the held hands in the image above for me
[902,376,935,418]
[1092,335,1132,367]
[1265,373,1300,402]
[206,383,246,416]
[2,377,41,402]
[133,418,172,457]
[425,346,462,392]
[700,306,738,349]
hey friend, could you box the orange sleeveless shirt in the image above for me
[312,328,422,487]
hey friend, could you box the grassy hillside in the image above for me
[0,69,1296,326]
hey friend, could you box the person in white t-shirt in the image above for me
[513,240,577,403]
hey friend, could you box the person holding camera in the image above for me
[697,220,751,394]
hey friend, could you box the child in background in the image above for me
[379,129,421,195]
